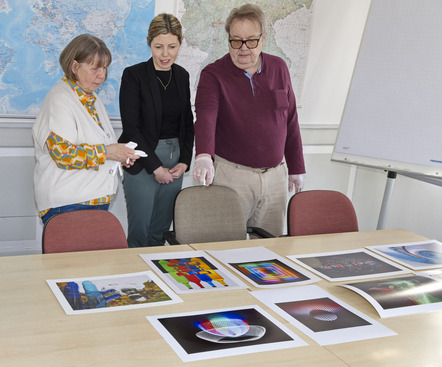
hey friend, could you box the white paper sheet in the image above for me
[251,285,396,345]
[206,246,320,288]
[146,304,307,362]
[139,250,248,293]
[420,268,442,281]
[288,248,410,282]
[340,274,442,318]
[47,271,182,315]
[366,239,442,270]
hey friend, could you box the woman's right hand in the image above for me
[153,166,174,184]
[106,143,139,165]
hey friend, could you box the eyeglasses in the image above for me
[228,35,262,49]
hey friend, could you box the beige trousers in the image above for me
[213,156,288,237]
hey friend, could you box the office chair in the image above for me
[42,210,128,253]
[287,190,359,236]
[163,185,274,245]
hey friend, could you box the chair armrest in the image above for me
[163,231,180,245]
[247,227,275,238]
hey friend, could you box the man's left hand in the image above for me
[289,174,304,193]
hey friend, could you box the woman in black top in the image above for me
[119,13,194,247]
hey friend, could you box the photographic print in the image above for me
[139,251,248,293]
[230,258,311,286]
[146,305,307,362]
[251,285,396,345]
[288,249,409,282]
[420,269,442,281]
[341,274,442,317]
[207,246,320,288]
[47,271,182,315]
[366,240,442,270]
[277,297,371,332]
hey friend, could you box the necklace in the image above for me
[157,69,172,90]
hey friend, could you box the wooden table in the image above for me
[191,229,442,367]
[1,229,440,366]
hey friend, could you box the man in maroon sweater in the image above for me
[193,3,305,236]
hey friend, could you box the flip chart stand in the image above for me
[377,171,397,230]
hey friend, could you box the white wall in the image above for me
[300,0,371,125]
[155,0,177,14]
[2,0,442,256]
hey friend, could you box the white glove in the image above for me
[193,155,214,186]
[289,174,304,193]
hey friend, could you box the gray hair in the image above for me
[59,34,111,81]
[224,3,267,35]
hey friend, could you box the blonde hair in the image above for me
[59,34,111,81]
[225,3,267,35]
[147,13,183,46]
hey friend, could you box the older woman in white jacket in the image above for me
[33,34,139,225]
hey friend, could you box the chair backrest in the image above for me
[42,210,128,253]
[173,185,247,244]
[287,190,359,236]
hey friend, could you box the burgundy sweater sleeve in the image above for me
[194,67,220,158]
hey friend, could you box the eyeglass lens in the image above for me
[229,39,260,49]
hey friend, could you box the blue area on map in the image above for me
[0,0,155,117]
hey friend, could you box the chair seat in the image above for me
[287,190,359,236]
[42,210,128,253]
[164,185,274,245]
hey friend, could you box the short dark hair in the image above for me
[59,34,111,81]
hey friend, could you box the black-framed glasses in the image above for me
[228,35,262,49]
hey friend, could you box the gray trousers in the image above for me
[123,139,183,247]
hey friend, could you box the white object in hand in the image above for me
[125,142,147,163]
[134,149,147,158]
[112,141,147,176]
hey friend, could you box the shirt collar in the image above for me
[62,76,96,106]
[243,54,262,78]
